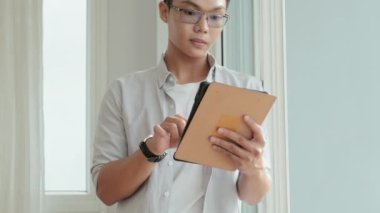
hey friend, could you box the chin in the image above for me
[185,49,209,59]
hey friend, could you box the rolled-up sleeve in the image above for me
[91,80,128,188]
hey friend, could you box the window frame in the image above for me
[44,0,108,212]
[253,0,290,212]
[220,0,289,213]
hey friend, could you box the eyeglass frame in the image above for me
[167,4,230,28]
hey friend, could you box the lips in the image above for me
[190,38,208,48]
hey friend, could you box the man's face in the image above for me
[166,0,227,58]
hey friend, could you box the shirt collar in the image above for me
[156,53,218,89]
[157,56,172,89]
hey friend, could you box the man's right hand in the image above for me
[146,114,187,155]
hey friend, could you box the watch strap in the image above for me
[139,136,167,162]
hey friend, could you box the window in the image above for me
[223,0,255,76]
[222,2,257,212]
[222,1,289,213]
[43,0,87,193]
[43,0,107,212]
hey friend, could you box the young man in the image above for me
[91,0,271,212]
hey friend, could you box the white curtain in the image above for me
[0,0,44,212]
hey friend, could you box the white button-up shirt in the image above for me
[91,55,271,213]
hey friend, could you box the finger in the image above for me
[212,144,238,160]
[216,128,253,151]
[154,124,170,139]
[161,122,180,140]
[173,115,187,136]
[165,115,187,137]
[249,142,264,157]
[150,125,173,154]
[243,115,265,145]
[174,114,187,122]
[210,136,250,159]
[211,142,251,168]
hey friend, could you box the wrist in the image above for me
[145,137,166,155]
[240,162,267,177]
[139,135,167,163]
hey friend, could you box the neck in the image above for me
[164,48,210,84]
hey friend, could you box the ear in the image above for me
[159,2,169,23]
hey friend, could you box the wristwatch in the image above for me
[139,135,167,162]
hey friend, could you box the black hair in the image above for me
[164,0,231,8]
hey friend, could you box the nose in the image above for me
[194,14,209,33]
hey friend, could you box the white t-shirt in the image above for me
[169,82,208,213]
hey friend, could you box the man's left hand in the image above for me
[209,115,266,175]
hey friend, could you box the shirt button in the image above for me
[164,191,170,197]
[167,161,173,166]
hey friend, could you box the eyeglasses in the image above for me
[169,5,229,28]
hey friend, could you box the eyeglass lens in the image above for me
[179,9,227,27]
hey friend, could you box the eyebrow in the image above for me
[179,0,226,11]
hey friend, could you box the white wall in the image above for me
[286,0,380,212]
[107,0,162,82]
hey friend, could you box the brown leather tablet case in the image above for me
[174,82,276,171]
